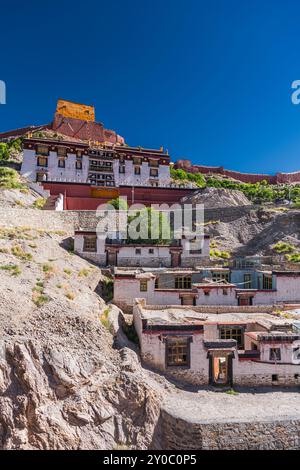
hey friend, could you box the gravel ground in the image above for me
[163,387,300,423]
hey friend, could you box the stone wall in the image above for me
[159,412,300,449]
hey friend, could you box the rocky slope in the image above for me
[0,225,162,449]
[182,187,251,208]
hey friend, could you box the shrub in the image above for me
[65,291,75,300]
[11,245,33,261]
[273,242,295,254]
[0,168,26,190]
[42,263,54,273]
[286,253,300,263]
[63,268,72,275]
[0,264,21,276]
[100,307,111,329]
[210,248,230,259]
[32,198,46,209]
[32,293,49,307]
[78,268,89,277]
[0,143,9,160]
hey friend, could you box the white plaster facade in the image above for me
[133,301,300,387]
[21,140,171,187]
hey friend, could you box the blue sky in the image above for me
[1,0,300,173]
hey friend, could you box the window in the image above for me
[272,374,278,382]
[149,248,154,254]
[204,290,210,296]
[134,166,141,175]
[36,172,47,182]
[76,150,82,158]
[140,280,148,292]
[58,159,65,168]
[220,327,243,348]
[76,160,82,170]
[223,289,228,295]
[135,248,141,255]
[263,274,273,290]
[150,168,158,177]
[155,278,159,289]
[37,156,48,167]
[119,165,125,174]
[175,276,191,289]
[37,145,49,156]
[57,147,67,157]
[166,338,189,367]
[212,272,230,282]
[133,158,142,165]
[83,236,97,252]
[244,274,252,289]
[269,348,281,361]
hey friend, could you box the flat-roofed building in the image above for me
[133,299,300,387]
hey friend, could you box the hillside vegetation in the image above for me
[171,167,300,204]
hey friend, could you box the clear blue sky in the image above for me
[1,0,300,174]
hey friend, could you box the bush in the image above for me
[210,248,231,259]
[0,143,9,160]
[11,245,33,261]
[32,198,46,209]
[0,264,21,276]
[0,167,26,190]
[286,253,300,262]
[273,241,295,254]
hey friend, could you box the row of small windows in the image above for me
[36,145,84,158]
[36,158,159,177]
[37,157,83,170]
[119,166,159,177]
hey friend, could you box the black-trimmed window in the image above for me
[119,165,125,174]
[220,327,243,349]
[263,274,273,290]
[83,236,97,252]
[150,168,158,177]
[166,337,190,367]
[155,278,159,289]
[134,166,141,175]
[36,145,49,156]
[135,248,141,255]
[140,280,148,292]
[244,274,252,289]
[58,159,65,168]
[37,156,48,167]
[269,348,281,361]
[57,147,67,157]
[175,276,191,289]
[76,160,82,170]
[212,272,230,282]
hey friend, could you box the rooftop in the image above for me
[135,300,293,330]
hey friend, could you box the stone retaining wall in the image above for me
[159,412,300,449]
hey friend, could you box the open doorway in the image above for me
[209,353,233,387]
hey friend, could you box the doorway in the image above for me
[106,250,117,266]
[209,353,233,387]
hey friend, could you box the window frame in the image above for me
[83,236,97,253]
[37,156,48,167]
[269,347,281,361]
[166,337,190,368]
[175,276,192,290]
[140,280,148,292]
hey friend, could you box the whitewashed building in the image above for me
[21,137,171,187]
[133,300,300,387]
[113,268,300,311]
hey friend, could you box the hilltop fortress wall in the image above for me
[175,159,300,185]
